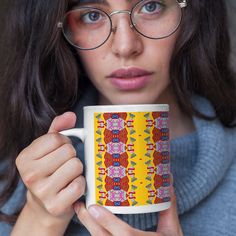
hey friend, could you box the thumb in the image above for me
[48,112,77,133]
[157,176,183,236]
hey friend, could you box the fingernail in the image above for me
[62,112,72,117]
[88,206,100,219]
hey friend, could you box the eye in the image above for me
[140,1,164,14]
[81,10,103,24]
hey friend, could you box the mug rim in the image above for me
[83,104,169,112]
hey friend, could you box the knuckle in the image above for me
[45,201,63,217]
[49,133,65,147]
[34,182,49,200]
[78,176,86,188]
[63,143,76,157]
[15,155,21,168]
[73,185,84,197]
[23,171,38,187]
[71,177,86,197]
[15,150,27,168]
[69,158,83,173]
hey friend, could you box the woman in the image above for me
[0,0,235,235]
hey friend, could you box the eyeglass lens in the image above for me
[62,0,183,50]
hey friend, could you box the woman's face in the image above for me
[77,0,179,105]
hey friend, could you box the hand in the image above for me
[15,112,86,230]
[75,185,183,236]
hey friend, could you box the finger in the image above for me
[52,176,86,213]
[37,143,77,176]
[75,202,111,236]
[17,133,71,164]
[16,136,73,191]
[26,157,84,202]
[87,205,134,235]
[49,157,83,193]
[157,186,183,236]
[25,111,76,159]
[48,112,76,133]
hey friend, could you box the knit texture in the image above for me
[0,92,236,236]
[69,92,236,235]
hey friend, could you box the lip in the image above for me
[106,67,154,90]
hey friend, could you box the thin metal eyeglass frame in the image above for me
[58,0,187,50]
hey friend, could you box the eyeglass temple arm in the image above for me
[179,0,187,8]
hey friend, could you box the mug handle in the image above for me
[60,128,88,199]
[60,128,86,142]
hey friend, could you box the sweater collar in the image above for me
[172,96,235,214]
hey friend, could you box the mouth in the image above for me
[106,67,154,90]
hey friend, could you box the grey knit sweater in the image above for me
[1,95,236,236]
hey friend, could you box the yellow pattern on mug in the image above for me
[94,111,170,207]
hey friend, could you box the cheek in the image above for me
[149,31,179,56]
[147,37,177,73]
[150,39,176,61]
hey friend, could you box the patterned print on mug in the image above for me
[94,111,170,207]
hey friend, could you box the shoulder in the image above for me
[192,95,236,176]
[0,179,26,233]
[192,95,216,117]
[0,222,12,235]
[0,180,26,215]
[192,95,236,148]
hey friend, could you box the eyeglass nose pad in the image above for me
[111,26,117,33]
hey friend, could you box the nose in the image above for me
[110,13,143,58]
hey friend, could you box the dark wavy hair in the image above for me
[0,0,235,224]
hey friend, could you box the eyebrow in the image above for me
[69,0,106,8]
[69,0,133,5]
[68,0,134,10]
[79,0,133,2]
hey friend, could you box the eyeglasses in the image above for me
[58,0,187,50]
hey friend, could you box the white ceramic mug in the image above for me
[61,104,171,214]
